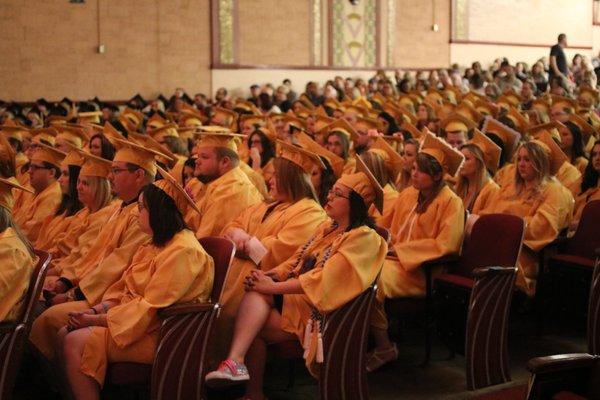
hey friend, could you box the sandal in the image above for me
[366,344,398,372]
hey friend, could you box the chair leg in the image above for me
[286,360,296,390]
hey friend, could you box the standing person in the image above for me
[549,34,570,84]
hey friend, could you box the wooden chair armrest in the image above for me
[472,266,517,279]
[158,302,217,318]
[0,322,18,334]
[527,353,599,375]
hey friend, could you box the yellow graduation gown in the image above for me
[49,201,120,272]
[184,178,205,204]
[372,186,465,330]
[471,179,501,215]
[368,183,399,225]
[239,161,270,200]
[13,181,62,243]
[35,208,87,252]
[214,198,327,361]
[572,185,600,228]
[342,157,356,175]
[187,166,263,238]
[479,179,574,296]
[0,228,34,322]
[79,229,214,387]
[269,222,387,376]
[30,201,151,360]
[493,163,515,188]
[574,157,588,176]
[556,161,582,197]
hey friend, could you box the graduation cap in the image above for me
[78,101,98,113]
[47,104,68,117]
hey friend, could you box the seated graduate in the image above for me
[34,149,85,254]
[571,140,600,230]
[0,176,36,322]
[58,168,214,400]
[360,136,402,225]
[477,136,574,296]
[454,130,501,213]
[42,150,116,282]
[205,157,387,400]
[213,140,328,361]
[13,144,65,243]
[368,133,466,372]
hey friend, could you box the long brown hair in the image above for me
[273,158,318,203]
[415,153,445,214]
[512,141,551,200]
[361,151,395,188]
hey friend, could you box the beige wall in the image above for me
[450,0,594,67]
[467,0,592,46]
[394,0,450,68]
[237,0,311,66]
[0,0,211,101]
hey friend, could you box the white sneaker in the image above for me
[205,359,250,388]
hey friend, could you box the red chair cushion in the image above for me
[270,340,303,359]
[549,254,596,269]
[553,391,587,400]
[106,362,151,386]
[435,273,475,289]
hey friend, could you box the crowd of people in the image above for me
[1,35,600,399]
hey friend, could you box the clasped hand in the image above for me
[244,270,279,294]
[66,309,101,331]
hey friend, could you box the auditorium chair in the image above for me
[104,236,235,400]
[0,250,51,399]
[536,200,600,335]
[432,213,524,390]
[385,212,468,365]
[269,285,379,400]
[270,227,389,399]
[525,249,600,400]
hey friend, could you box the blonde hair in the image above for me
[83,175,113,212]
[455,144,488,211]
[513,141,551,200]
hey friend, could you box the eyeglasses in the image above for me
[111,167,136,175]
[29,164,52,171]
[328,189,349,199]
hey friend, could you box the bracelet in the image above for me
[90,307,98,315]
[102,302,109,313]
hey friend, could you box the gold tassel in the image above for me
[316,320,324,363]
[303,318,313,359]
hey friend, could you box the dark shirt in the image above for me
[550,44,568,77]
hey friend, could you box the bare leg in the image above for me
[62,328,100,400]
[227,291,273,363]
[244,309,296,400]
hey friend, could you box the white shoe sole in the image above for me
[205,371,249,388]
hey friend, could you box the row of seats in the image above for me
[1,204,599,399]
